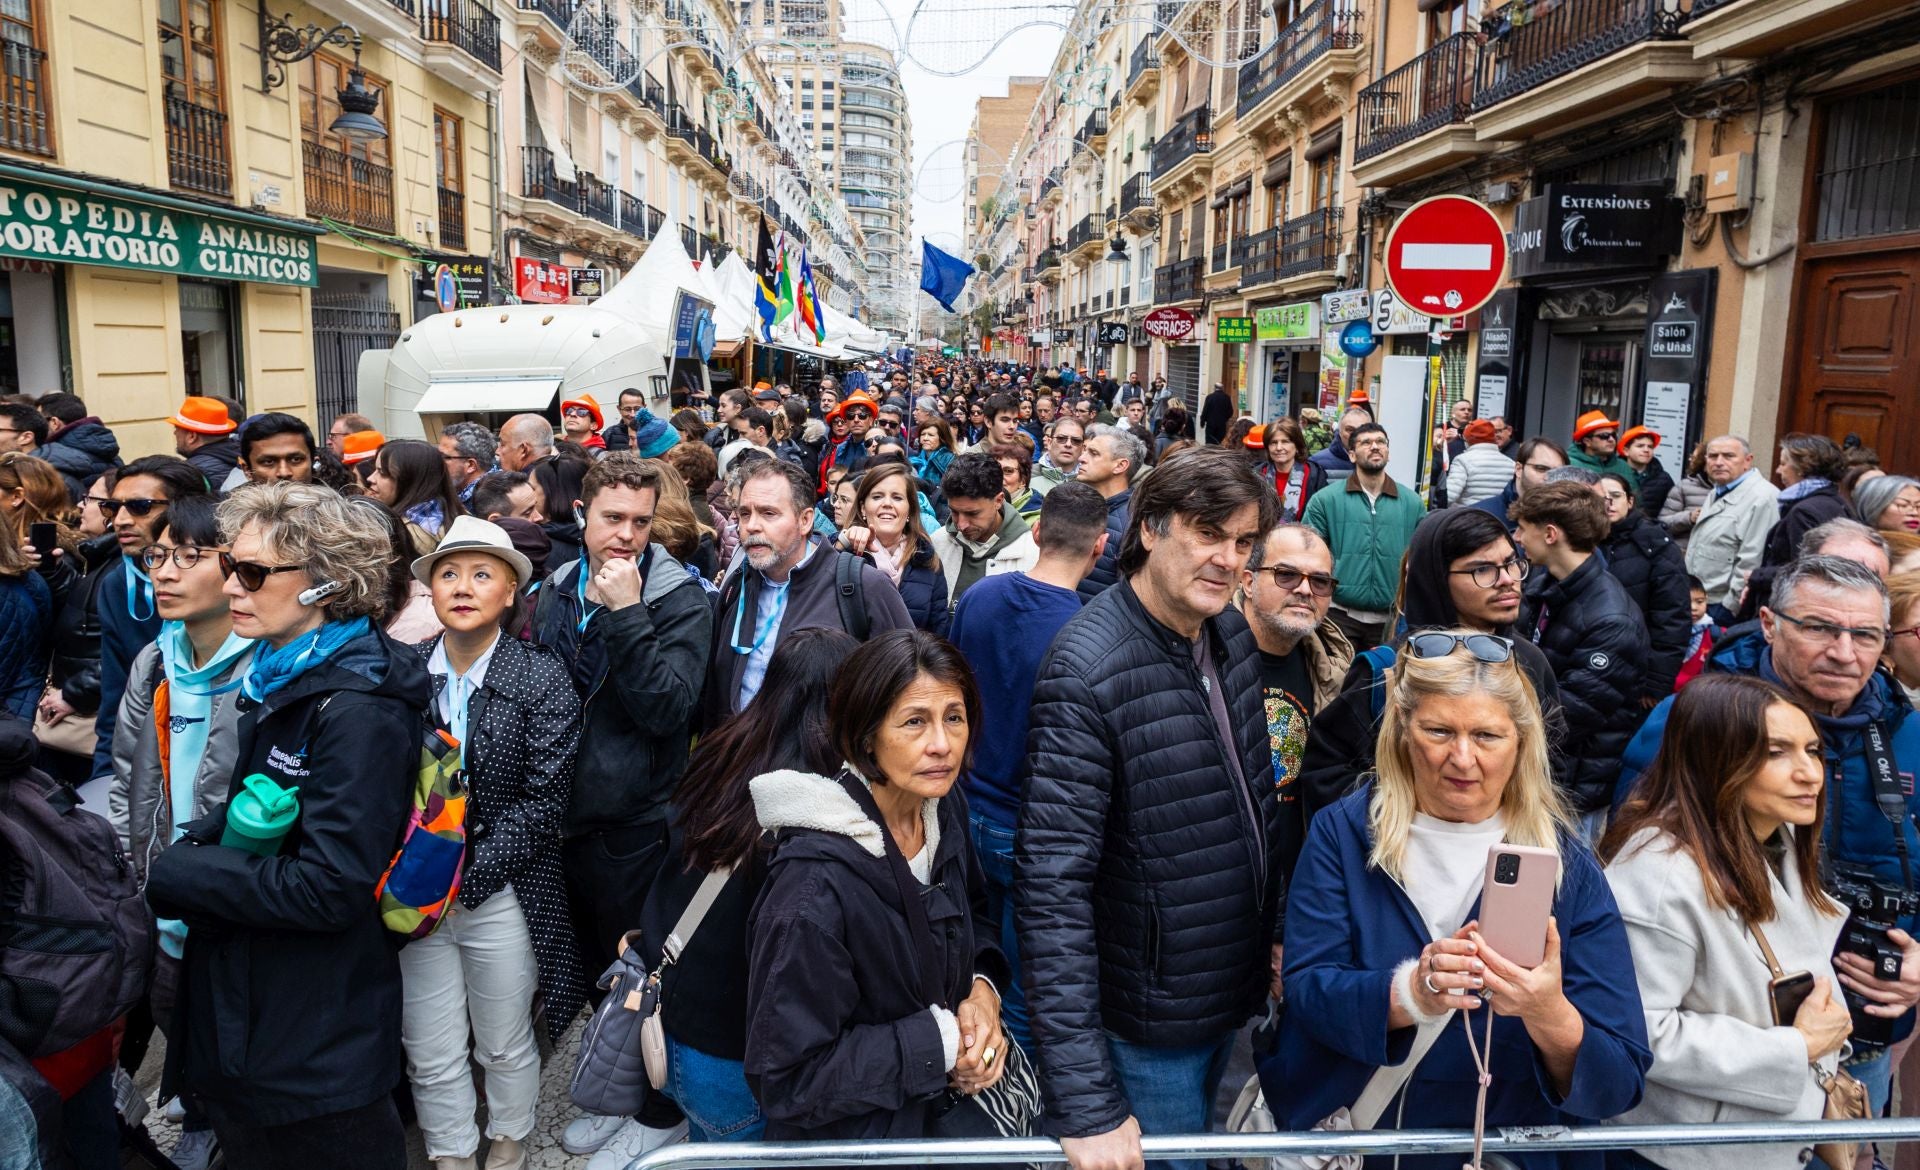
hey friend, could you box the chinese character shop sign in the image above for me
[0,174,319,286]
[515,257,571,304]
[1216,316,1254,343]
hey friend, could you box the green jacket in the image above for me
[1302,475,1426,613]
[1568,447,1639,485]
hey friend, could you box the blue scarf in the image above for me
[242,616,372,703]
[1780,476,1832,503]
[405,499,447,537]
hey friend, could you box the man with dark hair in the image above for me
[92,454,212,785]
[601,388,649,452]
[949,481,1108,1049]
[972,393,1021,454]
[530,453,713,1164]
[1303,422,1424,651]
[1510,480,1648,829]
[436,420,496,501]
[1471,435,1566,531]
[0,401,45,456]
[1021,447,1281,1170]
[718,406,774,476]
[237,412,316,485]
[35,391,120,500]
[469,469,544,524]
[931,452,1039,605]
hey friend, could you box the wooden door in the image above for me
[1786,243,1920,460]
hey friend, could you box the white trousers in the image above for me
[399,885,541,1159]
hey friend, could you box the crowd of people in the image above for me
[0,363,1917,1170]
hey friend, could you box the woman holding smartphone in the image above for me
[1599,675,1850,1170]
[1263,632,1650,1170]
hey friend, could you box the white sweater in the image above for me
[1603,827,1845,1170]
[1445,444,1515,508]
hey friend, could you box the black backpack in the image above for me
[0,719,152,1057]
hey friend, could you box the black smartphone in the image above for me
[27,522,55,559]
[1769,969,1816,1025]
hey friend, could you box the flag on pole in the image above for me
[774,233,796,327]
[796,247,825,343]
[753,217,780,342]
[919,240,974,311]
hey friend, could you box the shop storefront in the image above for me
[1250,301,1320,423]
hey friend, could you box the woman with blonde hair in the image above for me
[0,450,78,555]
[1262,632,1650,1170]
[652,458,719,581]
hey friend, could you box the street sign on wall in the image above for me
[1382,195,1508,319]
[514,256,570,304]
[1217,316,1254,343]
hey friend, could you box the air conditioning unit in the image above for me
[1484,181,1519,205]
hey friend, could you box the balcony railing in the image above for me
[579,172,617,228]
[1210,240,1231,273]
[0,41,52,157]
[618,190,649,236]
[1076,109,1108,149]
[523,145,577,205]
[1066,214,1097,253]
[164,95,230,197]
[1153,256,1204,303]
[517,0,575,26]
[422,0,502,71]
[1035,247,1062,272]
[1237,0,1363,113]
[666,103,699,146]
[1355,31,1477,161]
[679,224,699,255]
[1471,0,1686,111]
[1238,226,1279,287]
[1121,172,1153,215]
[1153,105,1212,175]
[645,203,666,239]
[303,140,395,235]
[1278,207,1341,278]
[437,185,466,250]
[1129,38,1160,87]
[628,73,666,117]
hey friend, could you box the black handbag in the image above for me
[836,774,1042,1156]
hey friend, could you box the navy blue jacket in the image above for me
[1076,488,1131,603]
[0,571,51,721]
[1469,479,1520,531]
[92,558,163,781]
[862,539,949,637]
[1263,790,1650,1170]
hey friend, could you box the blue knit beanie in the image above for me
[632,409,680,459]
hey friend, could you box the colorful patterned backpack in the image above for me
[375,728,468,938]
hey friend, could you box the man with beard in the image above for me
[702,459,910,721]
[1302,423,1424,650]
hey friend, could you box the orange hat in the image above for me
[340,430,385,465]
[1463,419,1498,445]
[1572,410,1620,442]
[1243,426,1265,450]
[171,396,237,435]
[561,392,604,430]
[754,380,772,390]
[1618,424,1661,450]
[1348,388,1371,405]
[826,390,881,422]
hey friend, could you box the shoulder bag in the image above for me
[1749,921,1870,1170]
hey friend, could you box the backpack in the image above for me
[0,740,153,1058]
[1358,644,1399,720]
[716,549,869,641]
[374,726,468,939]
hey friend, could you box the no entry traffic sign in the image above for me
[1382,195,1508,319]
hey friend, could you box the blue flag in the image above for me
[919,240,974,312]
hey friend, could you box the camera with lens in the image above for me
[1831,867,1919,1046]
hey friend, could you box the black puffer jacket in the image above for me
[1762,482,1848,570]
[1516,555,1650,812]
[41,419,120,501]
[1599,513,1691,700]
[1018,579,1279,1139]
[1633,460,1676,522]
[1076,488,1131,602]
[46,534,118,715]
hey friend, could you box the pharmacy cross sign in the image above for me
[1382,195,1508,320]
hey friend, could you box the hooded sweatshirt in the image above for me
[930,502,1038,602]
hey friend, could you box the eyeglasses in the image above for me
[1406,632,1515,663]
[844,408,873,420]
[1774,611,1886,653]
[141,544,216,571]
[1054,434,1084,446]
[99,498,166,519]
[218,552,305,592]
[1253,565,1337,597]
[563,406,594,418]
[1447,555,1530,588]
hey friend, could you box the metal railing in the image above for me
[627,1119,1920,1170]
[1067,214,1097,254]
[1154,255,1204,302]
[1077,108,1108,148]
[164,95,231,197]
[628,73,665,117]
[422,0,503,71]
[1279,205,1341,277]
[1120,171,1153,215]
[0,41,52,157]
[1356,31,1478,161]
[618,190,649,235]
[1210,239,1232,273]
[1153,105,1212,175]
[302,140,394,234]
[579,172,617,228]
[1239,224,1279,286]
[516,0,574,26]
[1472,0,1686,111]
[522,144,576,205]
[437,184,466,249]
[1129,37,1160,87]
[1237,0,1363,114]
[1035,246,1062,272]
[679,223,699,255]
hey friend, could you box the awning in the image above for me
[1306,125,1342,162]
[527,64,577,183]
[413,377,561,415]
[1263,153,1292,186]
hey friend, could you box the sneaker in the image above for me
[111,1067,148,1127]
[585,1119,689,1170]
[560,1113,630,1156]
[163,1095,186,1124]
[171,1128,219,1170]
[483,1136,528,1170]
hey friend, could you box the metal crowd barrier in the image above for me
[630,1118,1920,1170]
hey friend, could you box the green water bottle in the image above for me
[220,774,301,857]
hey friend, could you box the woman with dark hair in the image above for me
[839,463,949,636]
[367,439,464,556]
[1600,675,1850,1170]
[637,627,855,1146]
[357,498,443,644]
[746,630,1010,1141]
[0,496,48,721]
[1761,432,1847,570]
[1252,418,1327,522]
[912,415,957,484]
[528,449,591,568]
[1156,401,1193,459]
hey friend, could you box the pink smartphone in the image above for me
[1479,845,1558,968]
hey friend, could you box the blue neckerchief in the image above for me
[729,571,785,654]
[574,561,604,634]
[242,616,372,703]
[159,620,254,698]
[404,499,446,536]
[1780,476,1832,503]
[124,557,155,623]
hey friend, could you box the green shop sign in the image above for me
[1256,302,1319,340]
[0,174,320,287]
[1216,316,1254,343]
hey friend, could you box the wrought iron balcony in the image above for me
[516,0,575,27]
[1152,105,1212,176]
[1238,227,1279,287]
[1355,31,1477,162]
[437,185,466,250]
[303,140,395,235]
[1210,240,1231,273]
[522,145,575,205]
[1120,171,1154,215]
[165,95,230,197]
[1471,0,1686,112]
[1066,214,1097,255]
[1153,256,1204,303]
[679,224,699,255]
[422,0,502,72]
[1278,206,1341,278]
[1129,38,1160,89]
[0,41,52,157]
[1076,109,1108,150]
[1237,0,1363,114]
[578,173,617,228]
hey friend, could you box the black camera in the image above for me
[1493,852,1521,885]
[1831,867,1918,1046]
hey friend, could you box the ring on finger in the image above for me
[1423,971,1443,996]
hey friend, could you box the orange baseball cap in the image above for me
[561,392,604,430]
[171,396,237,435]
[340,430,385,464]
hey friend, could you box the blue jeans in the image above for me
[970,808,1031,1051]
[1105,1031,1235,1170]
[666,1036,765,1143]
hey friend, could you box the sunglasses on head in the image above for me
[218,551,304,592]
[100,498,166,519]
[1405,632,1514,664]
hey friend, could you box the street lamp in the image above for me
[257,10,388,142]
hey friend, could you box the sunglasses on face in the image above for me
[1405,632,1515,663]
[845,408,873,420]
[101,498,166,519]
[563,407,594,418]
[218,552,304,592]
[1254,565,1337,596]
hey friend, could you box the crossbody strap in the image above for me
[661,865,735,966]
[1748,919,1787,981]
[838,771,946,1008]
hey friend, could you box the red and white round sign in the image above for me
[1382,195,1508,319]
[1143,306,1196,341]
